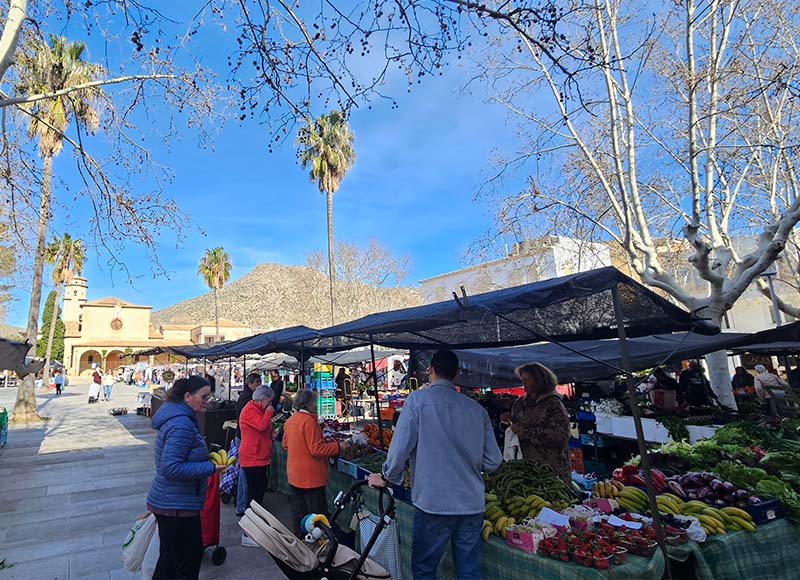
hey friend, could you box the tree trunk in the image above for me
[702,308,738,410]
[326,189,336,325]
[13,153,53,421]
[41,280,64,390]
[0,0,27,85]
[214,287,220,342]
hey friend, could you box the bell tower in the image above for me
[62,276,87,324]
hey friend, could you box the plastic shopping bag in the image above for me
[358,511,403,580]
[141,524,160,580]
[122,513,157,572]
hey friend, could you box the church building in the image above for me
[61,277,252,376]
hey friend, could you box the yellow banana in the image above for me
[219,449,228,464]
[721,507,752,522]
[227,455,237,466]
[730,516,756,532]
[208,451,222,465]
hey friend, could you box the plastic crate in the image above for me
[569,448,585,474]
[580,434,615,448]
[583,460,612,478]
[379,407,395,421]
[744,499,785,525]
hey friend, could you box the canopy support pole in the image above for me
[612,286,672,579]
[369,338,385,451]
[228,356,233,404]
[301,341,306,388]
[243,354,247,382]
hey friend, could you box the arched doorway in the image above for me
[105,350,125,373]
[78,350,102,375]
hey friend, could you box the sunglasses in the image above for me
[192,393,212,402]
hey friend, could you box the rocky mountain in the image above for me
[150,263,422,330]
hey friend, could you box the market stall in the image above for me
[267,445,666,579]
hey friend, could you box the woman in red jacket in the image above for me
[238,385,274,545]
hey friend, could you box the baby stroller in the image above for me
[239,480,394,580]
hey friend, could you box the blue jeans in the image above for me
[411,509,483,580]
[103,385,112,400]
[235,438,248,515]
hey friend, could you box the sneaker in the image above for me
[241,533,259,547]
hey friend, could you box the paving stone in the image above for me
[0,553,70,580]
[3,517,71,543]
[70,483,145,504]
[0,531,103,564]
[68,545,123,578]
[0,485,49,502]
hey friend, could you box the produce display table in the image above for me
[269,446,664,579]
[667,519,800,580]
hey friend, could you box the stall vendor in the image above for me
[510,363,571,482]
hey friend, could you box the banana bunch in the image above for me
[616,486,649,514]
[591,479,623,499]
[655,493,685,515]
[504,494,551,520]
[483,493,516,541]
[679,501,756,534]
[209,449,237,472]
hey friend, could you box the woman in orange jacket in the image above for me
[283,388,348,535]
[238,385,274,545]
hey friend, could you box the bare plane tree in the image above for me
[471,0,800,407]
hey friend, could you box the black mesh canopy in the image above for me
[314,267,717,351]
[444,331,748,387]
[213,326,321,357]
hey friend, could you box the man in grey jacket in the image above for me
[368,350,502,579]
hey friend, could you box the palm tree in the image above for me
[296,110,355,325]
[12,35,101,420]
[198,247,232,343]
[41,233,84,384]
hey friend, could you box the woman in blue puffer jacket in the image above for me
[147,375,223,580]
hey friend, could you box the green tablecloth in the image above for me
[667,518,800,580]
[269,446,664,579]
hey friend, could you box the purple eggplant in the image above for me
[698,488,713,500]
[713,499,726,507]
[748,496,761,505]
[734,489,749,499]
[710,479,725,491]
[721,482,735,492]
[687,492,698,500]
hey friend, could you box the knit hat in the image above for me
[754,364,767,373]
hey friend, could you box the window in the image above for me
[87,355,94,363]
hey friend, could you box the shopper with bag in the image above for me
[238,384,275,547]
[146,376,224,580]
[368,350,502,580]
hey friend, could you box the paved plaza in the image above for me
[0,381,288,580]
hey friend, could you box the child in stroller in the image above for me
[239,480,394,580]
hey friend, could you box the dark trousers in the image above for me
[152,513,202,580]
[55,383,62,395]
[243,465,269,511]
[290,485,328,536]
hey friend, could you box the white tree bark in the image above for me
[0,0,26,85]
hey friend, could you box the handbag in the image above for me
[357,510,403,580]
[122,513,157,572]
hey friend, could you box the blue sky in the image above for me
[5,6,529,327]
